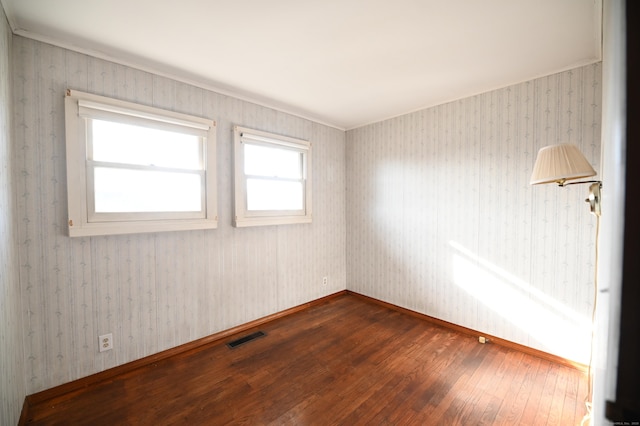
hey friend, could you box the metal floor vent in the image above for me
[226,331,266,349]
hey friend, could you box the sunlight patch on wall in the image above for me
[450,241,591,363]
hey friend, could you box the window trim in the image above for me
[65,89,217,237]
[233,126,312,227]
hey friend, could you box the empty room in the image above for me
[1,0,638,425]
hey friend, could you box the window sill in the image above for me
[233,215,312,228]
[68,218,218,237]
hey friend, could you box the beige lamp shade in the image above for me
[530,144,596,185]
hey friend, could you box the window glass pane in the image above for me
[94,167,202,213]
[246,179,303,211]
[244,143,302,178]
[92,119,201,169]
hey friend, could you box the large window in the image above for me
[233,126,312,227]
[65,90,217,236]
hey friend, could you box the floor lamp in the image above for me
[530,143,601,426]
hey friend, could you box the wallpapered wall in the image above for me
[1,8,26,426]
[12,36,347,394]
[346,64,601,364]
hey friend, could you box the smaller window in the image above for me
[65,90,217,236]
[233,126,312,227]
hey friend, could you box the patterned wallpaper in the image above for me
[347,64,601,364]
[1,7,26,426]
[11,36,347,394]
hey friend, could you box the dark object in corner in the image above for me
[606,0,640,422]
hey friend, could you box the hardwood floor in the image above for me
[23,294,588,425]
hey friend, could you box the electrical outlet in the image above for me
[99,333,113,352]
[322,276,328,286]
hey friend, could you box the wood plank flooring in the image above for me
[23,294,588,425]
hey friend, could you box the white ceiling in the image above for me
[2,0,601,130]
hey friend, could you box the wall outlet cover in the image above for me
[99,333,113,352]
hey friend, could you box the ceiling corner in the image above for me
[0,0,19,33]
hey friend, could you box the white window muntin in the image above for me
[233,126,312,227]
[65,89,217,236]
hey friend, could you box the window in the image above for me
[233,126,312,227]
[65,89,217,236]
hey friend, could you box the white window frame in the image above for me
[233,126,312,227]
[65,89,217,237]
